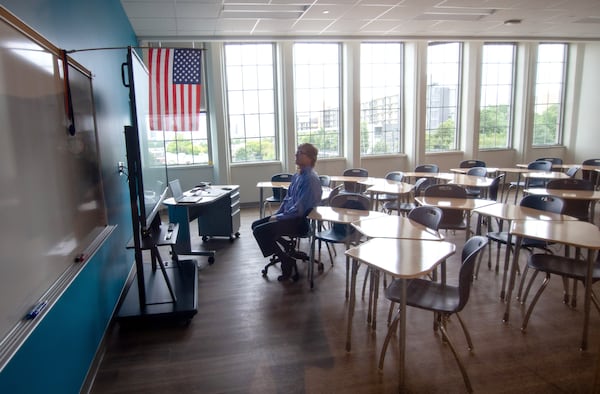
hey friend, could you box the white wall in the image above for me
[573,42,600,163]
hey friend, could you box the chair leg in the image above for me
[455,312,473,350]
[438,318,473,393]
[521,273,551,331]
[520,269,539,305]
[387,301,395,325]
[516,265,530,302]
[379,309,400,370]
[361,267,370,300]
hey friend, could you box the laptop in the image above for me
[169,179,203,204]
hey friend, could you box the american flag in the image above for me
[149,48,202,131]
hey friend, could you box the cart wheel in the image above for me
[208,256,215,265]
[261,269,267,276]
[202,236,208,242]
[229,235,234,242]
[235,232,240,238]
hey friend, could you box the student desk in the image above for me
[472,202,578,303]
[351,215,445,327]
[163,185,240,264]
[306,206,387,291]
[523,187,600,223]
[256,181,290,218]
[414,196,496,241]
[508,220,600,350]
[363,180,414,212]
[450,167,499,175]
[344,238,456,388]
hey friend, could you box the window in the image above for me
[146,45,210,166]
[293,43,341,158]
[532,43,567,146]
[360,42,403,155]
[425,42,462,152]
[479,43,516,149]
[225,43,277,163]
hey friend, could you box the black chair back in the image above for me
[414,164,439,173]
[546,178,594,221]
[488,174,504,201]
[520,194,565,214]
[385,171,404,182]
[582,158,600,185]
[423,184,467,229]
[270,173,293,201]
[457,236,488,311]
[536,157,563,165]
[319,175,331,187]
[330,193,370,236]
[526,160,553,188]
[408,206,443,232]
[466,167,487,177]
[342,168,368,193]
[459,160,486,168]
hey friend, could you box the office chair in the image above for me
[263,173,293,217]
[379,236,488,393]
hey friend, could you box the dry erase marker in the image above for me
[25,300,48,320]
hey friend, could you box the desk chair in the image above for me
[465,167,488,198]
[565,165,580,178]
[414,163,439,174]
[459,159,486,168]
[341,168,368,194]
[536,157,563,165]
[423,184,469,233]
[385,206,444,324]
[582,158,600,188]
[485,195,565,299]
[314,193,370,297]
[505,160,552,203]
[383,177,433,216]
[319,175,331,187]
[372,171,404,210]
[546,178,594,221]
[521,249,600,334]
[264,173,293,217]
[379,236,488,393]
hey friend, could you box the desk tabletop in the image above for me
[256,181,291,189]
[523,188,600,200]
[415,196,496,211]
[329,175,380,184]
[449,167,499,174]
[510,219,600,249]
[366,181,414,195]
[351,215,444,240]
[345,238,456,278]
[473,201,578,221]
[521,171,570,179]
[163,186,232,206]
[442,173,495,187]
[307,205,387,224]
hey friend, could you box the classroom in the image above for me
[0,0,599,392]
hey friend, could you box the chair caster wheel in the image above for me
[292,273,300,282]
[261,269,267,276]
[277,275,288,282]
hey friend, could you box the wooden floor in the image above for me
[90,206,600,394]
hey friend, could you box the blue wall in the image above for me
[0,0,137,392]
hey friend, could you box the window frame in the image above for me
[292,42,343,158]
[359,42,404,156]
[479,42,517,150]
[532,42,568,147]
[223,42,279,164]
[425,41,463,153]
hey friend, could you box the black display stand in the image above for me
[118,223,198,323]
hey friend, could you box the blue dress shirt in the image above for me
[274,167,321,221]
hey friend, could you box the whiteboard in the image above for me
[0,11,108,350]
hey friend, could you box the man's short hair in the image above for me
[298,143,318,165]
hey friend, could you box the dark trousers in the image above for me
[252,216,309,258]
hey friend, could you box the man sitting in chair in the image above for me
[252,143,322,281]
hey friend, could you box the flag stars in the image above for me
[173,49,202,85]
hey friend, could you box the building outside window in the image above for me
[479,43,516,149]
[224,43,277,163]
[532,43,567,146]
[293,43,341,158]
[360,42,403,155]
[425,42,462,152]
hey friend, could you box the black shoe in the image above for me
[277,254,296,281]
